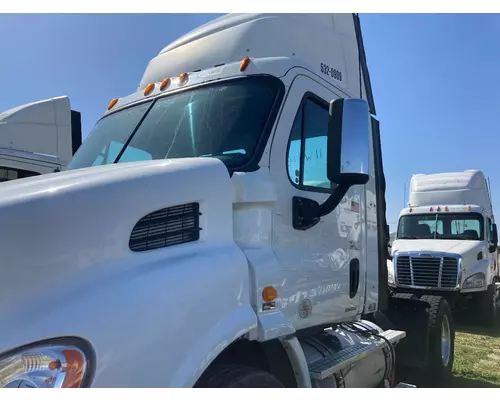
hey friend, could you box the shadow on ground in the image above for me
[455,323,500,338]
[453,312,500,338]
[451,375,500,388]
[396,367,500,388]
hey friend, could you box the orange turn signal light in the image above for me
[262,286,278,302]
[61,349,86,388]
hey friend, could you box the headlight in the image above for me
[0,344,89,388]
[463,273,486,289]
[387,261,395,284]
[388,269,394,284]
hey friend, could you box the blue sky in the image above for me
[0,13,499,229]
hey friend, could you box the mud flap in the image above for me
[375,294,431,369]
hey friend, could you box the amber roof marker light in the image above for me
[240,57,251,72]
[144,82,155,96]
[160,78,171,91]
[179,72,189,86]
[107,98,118,111]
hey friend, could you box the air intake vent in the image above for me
[129,202,201,252]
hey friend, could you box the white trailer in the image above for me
[0,96,82,182]
[389,170,499,326]
[0,14,453,388]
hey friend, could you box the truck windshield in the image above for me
[397,213,484,241]
[67,76,282,171]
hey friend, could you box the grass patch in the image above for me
[452,323,500,388]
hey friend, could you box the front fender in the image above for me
[0,158,257,388]
[0,243,255,387]
[170,305,257,387]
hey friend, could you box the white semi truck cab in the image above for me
[0,14,454,388]
[389,170,499,326]
[0,96,82,182]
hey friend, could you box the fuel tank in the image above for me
[299,320,392,388]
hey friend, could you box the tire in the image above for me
[478,285,498,328]
[420,295,455,387]
[195,364,284,388]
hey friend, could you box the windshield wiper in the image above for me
[398,236,419,239]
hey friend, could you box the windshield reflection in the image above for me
[67,76,283,171]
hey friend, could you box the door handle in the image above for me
[349,258,360,299]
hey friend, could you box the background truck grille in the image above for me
[396,255,459,288]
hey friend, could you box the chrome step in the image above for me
[395,382,417,388]
[383,380,417,388]
[308,329,406,380]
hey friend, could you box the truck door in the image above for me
[269,74,367,329]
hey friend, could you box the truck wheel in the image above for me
[421,296,455,387]
[195,364,284,388]
[479,285,498,327]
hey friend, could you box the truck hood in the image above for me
[392,239,483,256]
[0,158,234,310]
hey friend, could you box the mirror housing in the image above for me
[327,98,370,186]
[292,98,372,231]
[489,223,498,253]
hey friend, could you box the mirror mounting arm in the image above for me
[292,183,351,231]
[317,183,351,218]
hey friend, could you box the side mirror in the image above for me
[327,98,370,186]
[292,98,372,231]
[490,223,498,253]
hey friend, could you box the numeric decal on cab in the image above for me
[320,63,342,82]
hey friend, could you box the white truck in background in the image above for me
[389,170,499,326]
[0,13,454,388]
[0,96,82,182]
